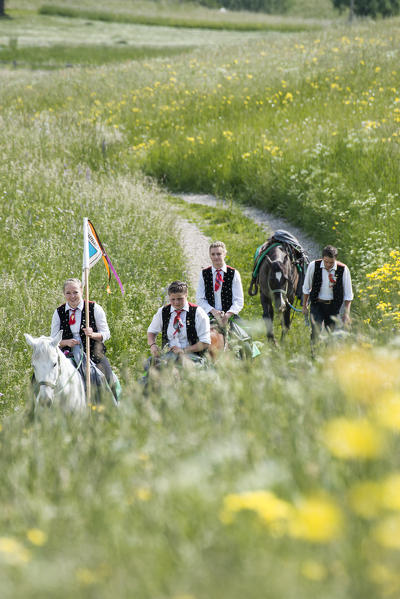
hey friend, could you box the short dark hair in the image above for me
[168,281,188,295]
[322,245,338,259]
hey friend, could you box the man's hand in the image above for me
[211,308,225,325]
[220,312,233,326]
[60,338,80,348]
[150,344,160,357]
[170,346,184,355]
[342,312,351,327]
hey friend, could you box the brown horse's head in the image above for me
[260,246,299,313]
[266,249,291,312]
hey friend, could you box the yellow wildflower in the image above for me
[323,418,383,459]
[381,473,400,511]
[369,563,400,589]
[0,537,31,565]
[136,488,151,501]
[220,490,291,526]
[288,495,342,543]
[76,567,98,585]
[300,559,328,581]
[372,392,400,431]
[373,514,400,549]
[348,480,383,518]
[332,349,400,404]
[26,528,47,546]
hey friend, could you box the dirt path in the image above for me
[179,194,320,258]
[176,193,320,288]
[176,217,211,289]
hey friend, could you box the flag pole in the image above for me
[83,217,91,404]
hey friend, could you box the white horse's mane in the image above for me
[31,337,59,358]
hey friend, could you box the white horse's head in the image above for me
[25,332,63,407]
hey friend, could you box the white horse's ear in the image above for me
[51,330,63,347]
[24,333,36,348]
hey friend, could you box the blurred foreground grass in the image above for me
[2,344,400,598]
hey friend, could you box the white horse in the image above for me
[24,331,86,411]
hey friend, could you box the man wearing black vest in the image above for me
[302,245,353,343]
[303,245,353,341]
[147,281,210,361]
[196,241,244,327]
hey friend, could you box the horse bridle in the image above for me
[268,269,289,301]
[37,352,62,392]
[268,271,304,314]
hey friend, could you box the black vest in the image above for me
[310,260,345,311]
[202,266,235,313]
[161,303,199,348]
[57,302,106,359]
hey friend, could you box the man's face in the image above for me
[169,292,187,311]
[322,256,335,270]
[210,247,226,269]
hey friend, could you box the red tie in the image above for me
[328,271,336,287]
[69,309,77,325]
[173,310,183,336]
[215,269,224,292]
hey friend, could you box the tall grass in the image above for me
[0,44,193,69]
[2,345,400,598]
[0,91,185,412]
[1,7,400,598]
[38,4,321,32]
[71,22,398,288]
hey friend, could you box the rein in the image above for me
[287,300,303,313]
[38,353,61,390]
[270,286,303,314]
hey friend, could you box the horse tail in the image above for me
[248,278,259,296]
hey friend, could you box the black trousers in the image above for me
[310,302,339,342]
[92,355,113,386]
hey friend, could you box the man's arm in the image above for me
[172,340,210,355]
[223,270,244,324]
[342,300,352,325]
[302,293,310,315]
[147,308,163,356]
[147,332,160,357]
[341,265,353,325]
[196,272,215,314]
[301,261,314,314]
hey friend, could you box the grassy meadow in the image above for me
[1,1,400,597]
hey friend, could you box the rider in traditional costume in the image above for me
[196,241,244,327]
[50,278,115,395]
[147,281,211,362]
[302,245,353,342]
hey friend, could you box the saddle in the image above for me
[249,230,309,298]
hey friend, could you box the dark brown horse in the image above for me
[249,244,300,343]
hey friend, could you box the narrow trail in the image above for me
[175,193,320,288]
[176,216,211,289]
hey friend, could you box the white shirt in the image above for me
[196,265,244,315]
[51,301,110,343]
[147,300,211,349]
[303,260,353,302]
